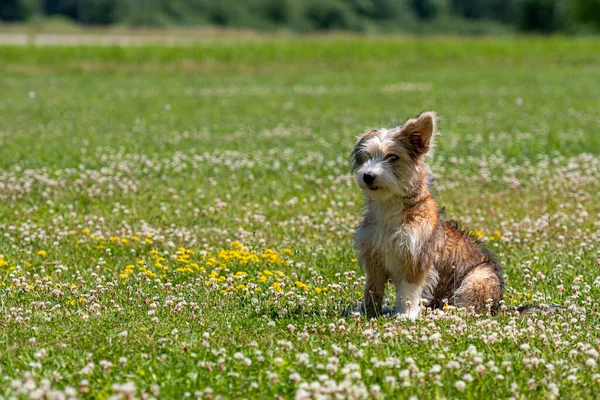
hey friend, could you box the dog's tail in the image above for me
[512,304,566,315]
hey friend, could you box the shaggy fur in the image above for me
[349,111,503,319]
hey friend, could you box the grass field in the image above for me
[1,36,599,399]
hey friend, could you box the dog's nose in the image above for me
[363,173,376,185]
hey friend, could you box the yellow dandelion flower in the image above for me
[471,230,485,239]
[272,282,283,292]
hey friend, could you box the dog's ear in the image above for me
[350,130,378,172]
[397,111,437,156]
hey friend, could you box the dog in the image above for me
[348,111,503,320]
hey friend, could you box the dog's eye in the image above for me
[385,155,399,162]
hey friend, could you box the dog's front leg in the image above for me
[361,260,388,318]
[393,280,423,320]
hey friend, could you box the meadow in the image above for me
[0,36,599,399]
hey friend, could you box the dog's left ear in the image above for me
[397,111,437,156]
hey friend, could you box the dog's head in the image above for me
[350,111,438,201]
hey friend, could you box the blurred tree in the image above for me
[568,0,600,30]
[452,0,515,21]
[303,0,358,30]
[349,0,411,20]
[515,0,566,32]
[0,0,595,34]
[42,0,119,24]
[411,0,448,20]
[0,0,38,21]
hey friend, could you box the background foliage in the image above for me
[1,0,600,34]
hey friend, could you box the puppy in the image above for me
[350,111,503,319]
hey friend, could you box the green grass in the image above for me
[0,36,599,399]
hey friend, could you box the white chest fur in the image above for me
[357,205,433,281]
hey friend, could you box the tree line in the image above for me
[1,0,599,34]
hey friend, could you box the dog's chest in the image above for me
[366,221,423,276]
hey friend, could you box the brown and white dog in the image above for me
[349,111,503,319]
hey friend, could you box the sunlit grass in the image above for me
[0,37,599,398]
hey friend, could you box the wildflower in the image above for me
[455,380,466,392]
[289,372,301,384]
[370,385,381,398]
[429,365,442,374]
[111,382,137,397]
[446,361,460,370]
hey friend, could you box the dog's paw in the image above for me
[340,306,393,319]
[381,306,393,316]
[340,308,362,317]
[392,308,421,321]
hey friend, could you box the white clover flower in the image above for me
[289,372,301,384]
[369,384,381,398]
[430,365,442,374]
[547,383,559,398]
